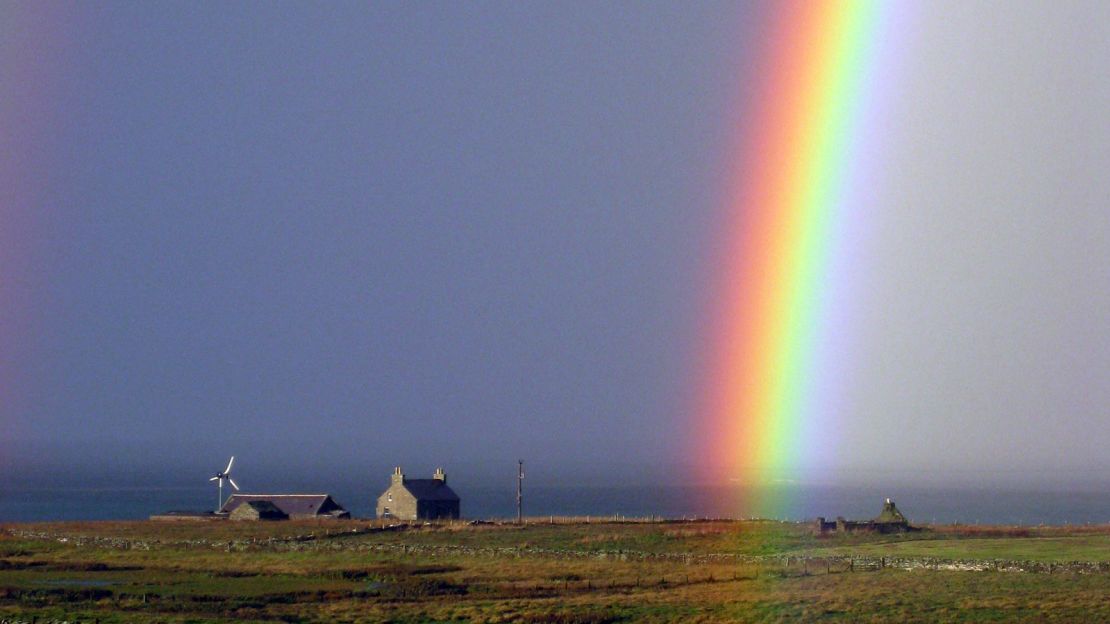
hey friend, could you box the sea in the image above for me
[2,480,1109,526]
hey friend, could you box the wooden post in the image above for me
[516,460,524,525]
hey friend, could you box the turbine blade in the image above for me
[225,456,234,473]
[209,476,219,481]
[228,478,239,491]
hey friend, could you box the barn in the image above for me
[220,494,350,520]
[229,500,288,521]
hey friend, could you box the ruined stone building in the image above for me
[815,498,914,534]
[376,467,460,520]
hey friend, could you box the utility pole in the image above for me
[516,460,524,525]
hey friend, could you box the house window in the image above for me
[388,493,393,502]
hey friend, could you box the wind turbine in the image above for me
[210,456,239,512]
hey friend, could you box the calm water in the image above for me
[2,481,1108,525]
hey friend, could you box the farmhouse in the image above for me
[815,498,914,534]
[376,467,460,520]
[220,494,350,520]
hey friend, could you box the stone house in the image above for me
[376,467,460,520]
[220,494,350,520]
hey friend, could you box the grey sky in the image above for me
[841,1,1110,484]
[1,2,1107,489]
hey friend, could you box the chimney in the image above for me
[433,467,446,483]
[392,466,404,485]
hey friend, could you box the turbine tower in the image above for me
[209,456,239,512]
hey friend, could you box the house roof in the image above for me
[220,494,347,516]
[401,479,460,502]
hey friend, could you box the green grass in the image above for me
[4,519,1110,622]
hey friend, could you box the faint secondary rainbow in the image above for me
[699,1,905,516]
[0,2,73,457]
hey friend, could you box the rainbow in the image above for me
[698,1,905,517]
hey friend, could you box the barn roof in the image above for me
[220,494,348,517]
[401,479,460,502]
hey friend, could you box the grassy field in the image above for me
[3,519,1110,622]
